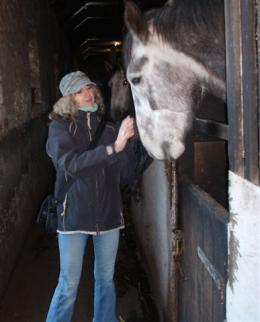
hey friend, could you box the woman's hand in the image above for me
[114,116,135,153]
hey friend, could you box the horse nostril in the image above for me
[131,77,141,85]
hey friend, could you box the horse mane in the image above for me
[155,1,223,41]
[124,0,225,80]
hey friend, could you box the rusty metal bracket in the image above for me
[172,229,187,281]
[172,229,183,259]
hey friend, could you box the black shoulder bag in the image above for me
[36,118,107,234]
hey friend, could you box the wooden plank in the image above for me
[224,0,245,175]
[257,0,260,183]
[189,184,229,224]
[178,183,228,322]
[240,0,259,184]
[197,246,225,299]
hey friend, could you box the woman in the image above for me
[45,71,135,322]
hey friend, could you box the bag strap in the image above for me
[57,117,107,199]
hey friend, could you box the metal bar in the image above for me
[194,118,228,140]
[224,0,245,176]
[241,0,259,184]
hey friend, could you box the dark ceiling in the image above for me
[49,0,166,64]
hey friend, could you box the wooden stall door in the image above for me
[176,93,229,322]
[176,0,259,320]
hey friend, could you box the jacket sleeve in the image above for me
[46,120,119,178]
[119,138,153,188]
[118,139,139,187]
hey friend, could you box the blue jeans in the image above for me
[46,230,119,322]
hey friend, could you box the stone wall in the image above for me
[0,0,69,297]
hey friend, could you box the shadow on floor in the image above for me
[0,215,159,322]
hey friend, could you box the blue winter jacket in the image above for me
[46,110,136,234]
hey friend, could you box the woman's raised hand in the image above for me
[114,116,135,153]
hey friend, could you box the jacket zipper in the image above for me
[87,112,92,141]
[95,175,100,235]
[96,169,104,234]
[88,114,100,235]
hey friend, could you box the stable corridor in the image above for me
[0,218,159,322]
[0,1,168,321]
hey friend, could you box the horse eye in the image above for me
[131,77,141,85]
[123,80,128,86]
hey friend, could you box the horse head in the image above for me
[124,0,226,160]
[108,64,135,121]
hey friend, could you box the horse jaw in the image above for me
[132,92,193,160]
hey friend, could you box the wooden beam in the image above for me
[240,0,259,184]
[225,0,245,176]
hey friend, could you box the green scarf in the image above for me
[79,103,98,112]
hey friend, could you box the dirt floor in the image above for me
[0,215,159,322]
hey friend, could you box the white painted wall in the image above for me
[227,171,260,322]
[131,160,172,321]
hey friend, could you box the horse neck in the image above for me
[128,91,135,117]
[151,0,225,81]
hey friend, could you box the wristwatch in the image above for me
[106,144,115,155]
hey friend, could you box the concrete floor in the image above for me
[0,219,159,322]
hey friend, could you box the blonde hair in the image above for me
[49,85,105,120]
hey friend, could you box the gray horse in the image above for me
[124,0,226,160]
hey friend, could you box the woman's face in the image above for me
[73,85,95,107]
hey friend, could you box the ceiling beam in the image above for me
[71,1,122,18]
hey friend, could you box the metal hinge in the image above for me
[172,229,187,281]
[172,229,183,259]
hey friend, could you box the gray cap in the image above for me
[59,71,96,96]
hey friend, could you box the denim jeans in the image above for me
[46,230,119,322]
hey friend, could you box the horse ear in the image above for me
[124,0,148,43]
